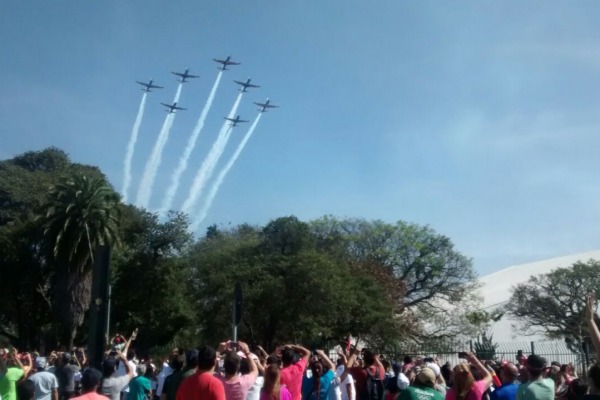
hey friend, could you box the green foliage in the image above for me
[310,216,479,341]
[473,331,498,361]
[39,173,121,347]
[41,174,121,268]
[187,218,401,349]
[505,260,600,350]
[111,208,196,352]
[0,148,478,351]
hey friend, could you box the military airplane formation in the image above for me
[138,57,277,120]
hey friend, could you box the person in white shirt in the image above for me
[28,358,59,400]
[334,357,355,400]
[117,350,138,400]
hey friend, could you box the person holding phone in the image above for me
[445,352,492,400]
[1,348,32,400]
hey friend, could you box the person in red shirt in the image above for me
[345,348,385,400]
[279,344,311,400]
[176,346,225,400]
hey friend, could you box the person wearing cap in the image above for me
[425,362,446,396]
[445,352,492,400]
[55,353,80,400]
[398,368,443,400]
[218,341,258,400]
[515,355,553,400]
[490,363,519,400]
[27,357,59,400]
[70,368,107,400]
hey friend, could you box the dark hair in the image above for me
[403,356,413,364]
[102,357,117,378]
[127,350,136,361]
[239,358,250,375]
[17,380,35,400]
[186,350,199,370]
[362,349,375,367]
[382,360,391,370]
[441,363,452,386]
[589,363,600,390]
[568,379,588,400]
[529,367,544,379]
[170,354,186,371]
[266,355,279,366]
[281,348,295,365]
[197,346,217,370]
[224,351,241,375]
[81,368,102,392]
[145,363,155,378]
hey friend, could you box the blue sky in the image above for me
[2,1,600,275]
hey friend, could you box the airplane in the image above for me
[234,78,260,92]
[161,102,187,113]
[136,79,163,92]
[171,68,199,83]
[213,56,241,71]
[225,115,249,127]
[254,98,279,113]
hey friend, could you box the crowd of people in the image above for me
[2,295,600,400]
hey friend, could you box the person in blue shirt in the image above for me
[491,363,520,400]
[302,350,336,400]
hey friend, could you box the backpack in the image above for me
[362,368,384,400]
[385,373,399,393]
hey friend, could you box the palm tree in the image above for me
[40,174,120,347]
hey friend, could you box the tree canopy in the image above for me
[505,259,600,351]
[0,148,482,352]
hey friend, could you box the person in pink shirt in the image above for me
[71,369,108,400]
[220,341,259,400]
[445,353,492,400]
[261,364,291,400]
[279,344,311,400]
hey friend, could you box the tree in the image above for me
[40,174,120,347]
[310,216,479,341]
[0,148,105,348]
[505,260,600,351]
[187,217,400,349]
[110,207,196,352]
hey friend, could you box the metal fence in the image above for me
[329,339,594,376]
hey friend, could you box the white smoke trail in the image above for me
[121,92,147,203]
[192,113,263,231]
[181,92,244,214]
[135,83,183,209]
[160,71,224,215]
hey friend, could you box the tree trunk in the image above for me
[54,266,93,349]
